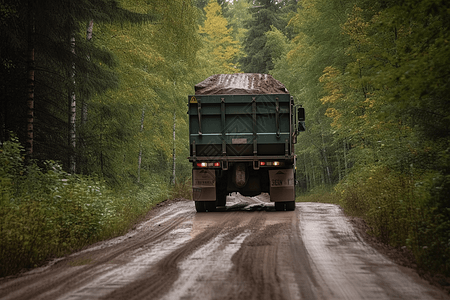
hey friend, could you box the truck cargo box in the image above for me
[188,74,294,161]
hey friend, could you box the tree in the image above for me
[199,0,241,73]
[239,0,295,73]
[79,0,202,186]
[225,0,252,46]
[271,0,353,189]
[0,0,152,169]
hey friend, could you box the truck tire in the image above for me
[286,201,296,211]
[216,193,227,207]
[205,201,216,212]
[195,201,216,212]
[275,201,296,211]
[195,201,206,212]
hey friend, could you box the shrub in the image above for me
[336,165,450,276]
[0,138,169,277]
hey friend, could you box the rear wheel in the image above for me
[216,193,227,207]
[275,202,284,211]
[275,201,296,211]
[286,201,296,211]
[205,201,216,212]
[195,201,206,212]
[195,201,216,212]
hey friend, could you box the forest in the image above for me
[1,0,449,278]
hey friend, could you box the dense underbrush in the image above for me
[297,167,450,277]
[0,138,174,277]
[336,166,449,276]
[297,166,450,276]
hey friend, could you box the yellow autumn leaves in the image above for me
[199,0,241,73]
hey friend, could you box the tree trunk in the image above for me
[343,139,348,176]
[137,107,145,183]
[69,35,76,173]
[336,151,341,181]
[171,110,176,185]
[81,20,93,125]
[320,127,331,185]
[26,0,35,157]
[86,19,94,41]
[303,152,309,191]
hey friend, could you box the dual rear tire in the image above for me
[195,191,227,212]
[275,201,296,211]
[195,201,217,212]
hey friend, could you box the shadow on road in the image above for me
[216,202,278,212]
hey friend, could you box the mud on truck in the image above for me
[188,73,305,212]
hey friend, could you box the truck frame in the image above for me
[188,74,305,212]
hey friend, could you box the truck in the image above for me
[188,73,305,212]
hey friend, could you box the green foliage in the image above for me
[224,0,252,46]
[76,0,203,187]
[337,166,450,275]
[199,0,241,73]
[296,189,339,204]
[264,25,289,63]
[170,177,193,200]
[0,0,155,159]
[0,138,169,277]
[239,0,296,73]
[271,0,450,276]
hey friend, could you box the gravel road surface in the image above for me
[0,194,448,300]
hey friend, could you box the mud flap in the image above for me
[192,169,216,201]
[269,169,295,202]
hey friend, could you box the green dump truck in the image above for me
[188,73,305,212]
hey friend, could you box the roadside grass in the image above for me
[295,172,449,278]
[296,189,339,204]
[0,138,172,277]
[336,165,450,277]
[170,178,192,200]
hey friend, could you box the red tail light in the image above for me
[196,162,221,168]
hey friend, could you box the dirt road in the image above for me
[0,194,448,300]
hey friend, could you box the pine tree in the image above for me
[225,0,252,46]
[0,0,153,170]
[239,0,295,73]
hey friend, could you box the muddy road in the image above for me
[0,194,448,300]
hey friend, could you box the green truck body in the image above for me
[188,74,305,212]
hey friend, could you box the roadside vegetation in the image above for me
[338,167,449,276]
[282,0,450,277]
[296,188,338,204]
[0,137,172,277]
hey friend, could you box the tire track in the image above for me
[0,214,191,300]
[101,212,242,300]
[227,221,287,300]
[216,209,319,300]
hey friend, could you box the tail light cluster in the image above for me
[195,161,284,168]
[196,162,221,168]
[260,161,283,166]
